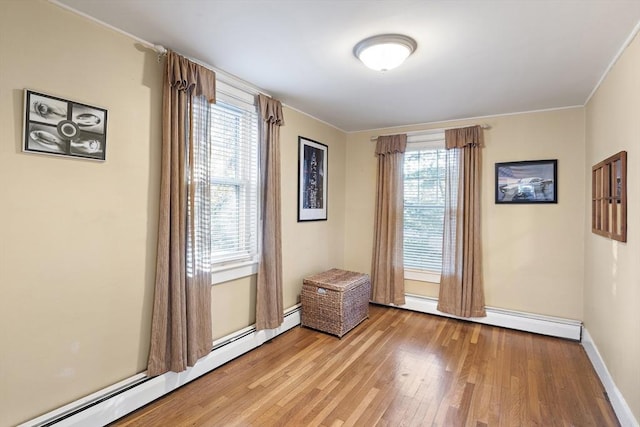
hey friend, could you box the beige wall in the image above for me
[585,33,640,421]
[3,0,637,425]
[0,1,162,425]
[211,107,347,339]
[280,108,347,306]
[0,2,347,425]
[344,108,586,319]
[211,276,257,339]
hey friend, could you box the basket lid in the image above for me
[303,268,369,292]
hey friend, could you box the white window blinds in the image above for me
[194,82,259,269]
[403,134,446,273]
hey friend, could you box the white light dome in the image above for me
[354,34,417,71]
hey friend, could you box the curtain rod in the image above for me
[147,44,273,98]
[151,44,168,55]
[369,123,490,141]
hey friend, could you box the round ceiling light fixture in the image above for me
[353,34,417,71]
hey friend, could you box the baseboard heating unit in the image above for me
[20,297,583,426]
[400,294,582,341]
[20,306,302,427]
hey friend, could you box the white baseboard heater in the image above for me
[21,296,582,426]
[20,306,302,427]
[400,294,582,341]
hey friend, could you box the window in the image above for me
[403,132,446,282]
[195,81,260,283]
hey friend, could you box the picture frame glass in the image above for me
[298,136,328,221]
[495,160,557,204]
[24,89,107,161]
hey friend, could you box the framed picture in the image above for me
[495,159,557,204]
[23,89,107,161]
[298,136,328,221]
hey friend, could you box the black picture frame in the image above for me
[495,159,557,204]
[23,89,107,161]
[298,136,328,221]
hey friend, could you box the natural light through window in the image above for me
[403,133,445,283]
[194,81,260,284]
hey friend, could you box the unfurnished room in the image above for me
[1,1,639,426]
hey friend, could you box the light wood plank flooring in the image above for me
[112,305,618,426]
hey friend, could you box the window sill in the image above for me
[212,261,258,285]
[404,269,441,284]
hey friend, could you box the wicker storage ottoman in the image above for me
[301,268,370,337]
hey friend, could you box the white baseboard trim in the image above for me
[398,294,582,340]
[17,298,587,426]
[20,305,302,427]
[582,328,639,427]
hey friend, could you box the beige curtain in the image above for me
[255,94,285,330]
[437,125,486,318]
[371,134,407,305]
[147,51,216,376]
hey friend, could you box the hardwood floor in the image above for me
[112,305,618,426]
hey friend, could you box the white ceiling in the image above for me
[53,0,640,132]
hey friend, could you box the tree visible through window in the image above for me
[403,147,446,274]
[207,94,259,270]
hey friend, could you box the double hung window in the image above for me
[194,80,260,283]
[403,132,446,283]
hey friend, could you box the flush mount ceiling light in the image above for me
[353,34,417,71]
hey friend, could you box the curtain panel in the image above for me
[147,51,216,376]
[371,134,407,306]
[255,94,285,330]
[437,125,486,318]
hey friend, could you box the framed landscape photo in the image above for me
[495,159,557,204]
[23,89,107,161]
[298,136,328,221]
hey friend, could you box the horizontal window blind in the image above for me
[207,94,259,267]
[403,145,446,273]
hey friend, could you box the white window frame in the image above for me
[403,131,445,284]
[210,80,261,285]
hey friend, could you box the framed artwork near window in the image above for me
[298,136,328,221]
[495,159,557,204]
[23,89,107,161]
